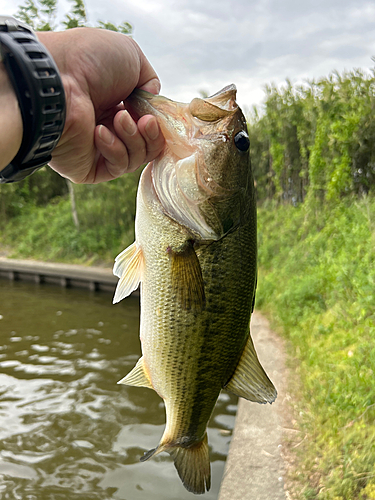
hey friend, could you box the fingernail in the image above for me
[98,125,114,145]
[140,78,161,95]
[120,110,137,136]
[145,118,159,141]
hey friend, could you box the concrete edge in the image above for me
[0,257,119,292]
[218,312,288,500]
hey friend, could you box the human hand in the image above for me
[37,28,165,183]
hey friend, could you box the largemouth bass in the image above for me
[113,85,277,494]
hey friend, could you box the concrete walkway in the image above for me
[219,312,288,500]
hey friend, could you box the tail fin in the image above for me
[140,434,211,495]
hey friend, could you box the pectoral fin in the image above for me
[225,334,277,404]
[169,241,205,312]
[117,356,153,389]
[113,242,144,304]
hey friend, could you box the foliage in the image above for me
[0,0,134,227]
[16,0,133,33]
[256,197,375,499]
[0,167,68,227]
[0,171,140,264]
[17,0,58,31]
[249,69,375,204]
[96,21,132,34]
[251,72,375,500]
[62,0,87,29]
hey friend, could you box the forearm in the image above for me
[0,62,23,171]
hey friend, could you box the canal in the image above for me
[0,280,237,499]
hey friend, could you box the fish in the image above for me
[112,85,277,495]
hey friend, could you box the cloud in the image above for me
[2,0,374,109]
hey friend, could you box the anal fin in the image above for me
[225,333,277,404]
[113,241,144,304]
[117,356,153,389]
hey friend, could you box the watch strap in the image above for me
[0,17,66,183]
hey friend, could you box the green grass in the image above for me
[0,176,139,265]
[256,196,375,499]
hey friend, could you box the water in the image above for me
[0,280,237,499]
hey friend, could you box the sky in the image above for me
[1,0,375,112]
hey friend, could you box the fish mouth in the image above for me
[126,84,238,122]
[190,84,238,118]
[126,90,194,158]
[125,86,239,159]
[126,90,181,124]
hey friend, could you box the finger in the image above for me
[95,124,130,180]
[113,110,149,172]
[95,110,165,182]
[137,115,165,163]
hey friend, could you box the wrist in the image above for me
[0,62,23,170]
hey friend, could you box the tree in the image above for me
[96,21,132,34]
[248,69,375,205]
[16,0,133,34]
[17,0,57,31]
[62,0,87,29]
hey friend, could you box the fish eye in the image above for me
[234,131,250,152]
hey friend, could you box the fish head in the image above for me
[127,85,253,239]
[187,85,251,195]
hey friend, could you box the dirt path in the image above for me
[218,311,291,500]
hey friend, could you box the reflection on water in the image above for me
[0,281,237,499]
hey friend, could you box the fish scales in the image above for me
[113,85,276,494]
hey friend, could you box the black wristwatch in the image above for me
[0,16,66,183]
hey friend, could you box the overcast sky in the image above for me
[1,0,375,111]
